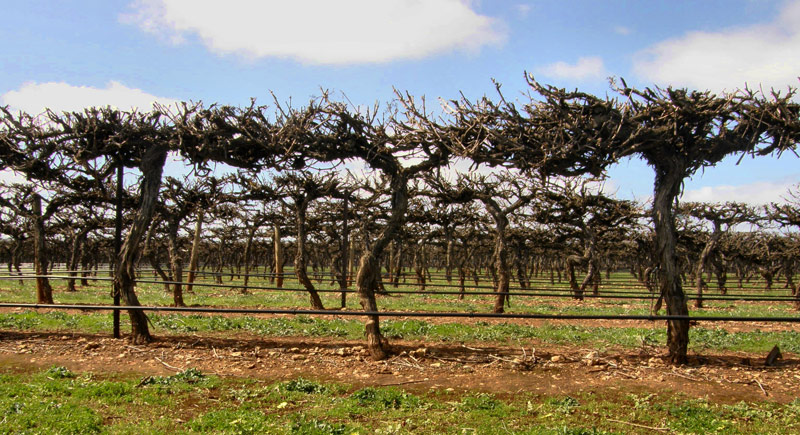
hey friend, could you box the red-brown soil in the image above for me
[2,327,798,403]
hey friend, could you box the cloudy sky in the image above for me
[1,0,798,203]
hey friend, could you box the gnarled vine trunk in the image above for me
[185,208,204,293]
[115,144,168,344]
[490,214,510,313]
[355,175,409,360]
[295,204,325,309]
[30,194,54,304]
[652,162,690,365]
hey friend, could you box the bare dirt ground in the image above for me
[2,326,799,403]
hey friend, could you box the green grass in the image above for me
[2,269,798,356]
[2,269,797,317]
[1,366,799,434]
[2,310,799,354]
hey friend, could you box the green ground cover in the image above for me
[1,366,799,434]
[1,270,796,318]
[1,310,798,354]
[1,270,798,355]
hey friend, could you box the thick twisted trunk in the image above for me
[356,253,387,359]
[295,205,325,309]
[355,174,409,360]
[492,222,510,313]
[30,195,54,304]
[653,163,690,365]
[115,145,168,344]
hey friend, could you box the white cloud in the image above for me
[536,56,607,81]
[681,178,799,205]
[633,0,800,93]
[121,0,506,65]
[1,81,178,115]
[613,26,632,36]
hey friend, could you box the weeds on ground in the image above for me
[1,367,800,433]
[2,309,799,354]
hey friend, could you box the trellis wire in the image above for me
[1,302,799,322]
[5,267,792,292]
[1,274,798,302]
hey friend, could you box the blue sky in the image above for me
[1,0,798,203]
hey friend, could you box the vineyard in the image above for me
[1,75,800,432]
[2,267,800,433]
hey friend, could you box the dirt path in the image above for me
[2,330,798,403]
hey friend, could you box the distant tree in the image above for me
[0,205,27,283]
[274,171,340,309]
[766,185,800,307]
[677,202,759,307]
[538,179,641,300]
[428,171,539,312]
[52,204,108,292]
[0,183,88,303]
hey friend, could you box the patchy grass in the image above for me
[1,366,799,434]
[2,310,799,354]
[2,270,799,358]
[2,270,797,317]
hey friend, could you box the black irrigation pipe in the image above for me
[1,302,799,323]
[160,269,798,291]
[26,267,794,289]
[2,273,791,298]
[9,268,793,293]
[3,275,799,302]
[4,273,796,301]
[0,274,793,303]
[181,267,792,286]
[379,282,794,299]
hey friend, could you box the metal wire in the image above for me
[1,303,799,322]
[2,274,798,302]
[3,267,791,292]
